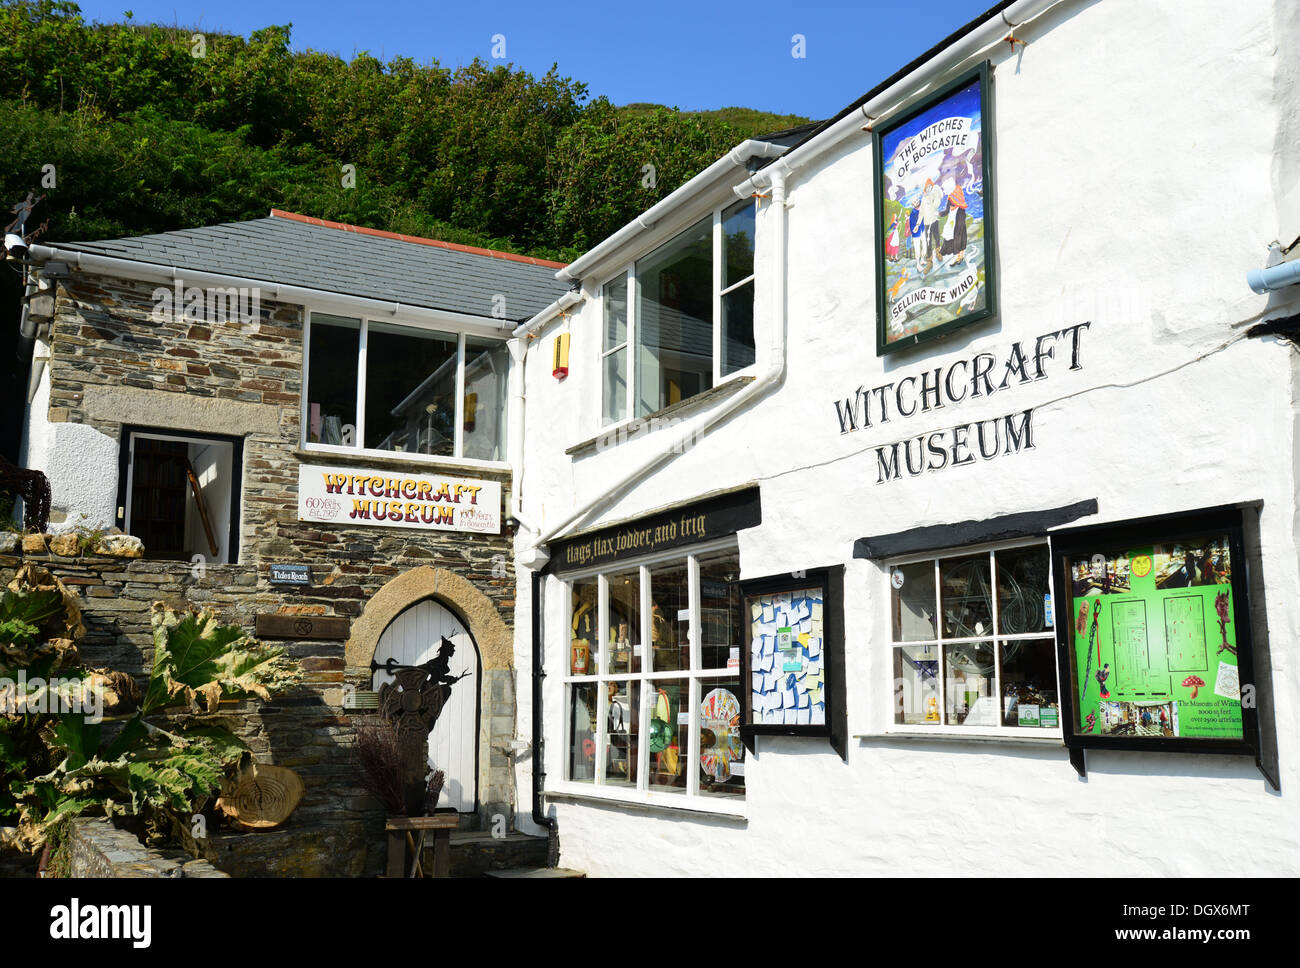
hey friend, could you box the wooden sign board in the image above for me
[255,613,350,640]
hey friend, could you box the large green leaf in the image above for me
[49,714,102,771]
[101,717,148,762]
[0,590,64,651]
[145,604,301,713]
[126,749,226,813]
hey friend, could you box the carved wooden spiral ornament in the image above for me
[217,763,306,829]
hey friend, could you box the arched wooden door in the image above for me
[372,599,479,812]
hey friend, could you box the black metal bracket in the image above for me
[1245,312,1300,348]
[1069,747,1087,779]
[370,656,420,674]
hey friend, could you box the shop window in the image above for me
[600,198,757,425]
[117,427,243,565]
[1050,505,1264,774]
[564,543,746,802]
[304,313,508,463]
[889,541,1058,733]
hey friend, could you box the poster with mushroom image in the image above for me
[1063,536,1243,741]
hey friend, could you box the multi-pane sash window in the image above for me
[565,542,746,802]
[304,313,508,462]
[601,198,757,424]
[890,541,1060,733]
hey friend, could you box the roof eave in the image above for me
[556,138,788,287]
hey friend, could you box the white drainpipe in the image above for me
[509,289,586,565]
[507,337,541,537]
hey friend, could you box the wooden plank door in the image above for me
[371,599,478,812]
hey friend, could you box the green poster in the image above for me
[1068,537,1242,741]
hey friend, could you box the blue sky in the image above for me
[71,0,998,119]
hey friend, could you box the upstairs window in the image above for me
[601,198,757,424]
[304,314,508,463]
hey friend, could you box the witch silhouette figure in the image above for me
[419,637,472,712]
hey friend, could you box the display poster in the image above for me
[699,688,744,783]
[1065,535,1243,742]
[873,62,996,354]
[746,587,826,727]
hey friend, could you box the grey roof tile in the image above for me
[58,214,570,322]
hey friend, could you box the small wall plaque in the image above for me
[269,563,311,586]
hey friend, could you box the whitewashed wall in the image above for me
[513,0,1300,875]
[19,349,119,534]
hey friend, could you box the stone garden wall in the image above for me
[67,818,228,878]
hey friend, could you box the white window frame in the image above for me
[301,308,510,469]
[556,536,747,816]
[597,197,759,431]
[884,536,1062,740]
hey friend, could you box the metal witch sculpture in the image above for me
[372,637,471,815]
[5,191,48,252]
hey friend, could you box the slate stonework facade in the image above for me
[22,268,522,875]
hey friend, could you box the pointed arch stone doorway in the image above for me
[347,566,516,827]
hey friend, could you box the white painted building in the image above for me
[508,0,1300,876]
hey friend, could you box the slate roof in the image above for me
[55,210,570,323]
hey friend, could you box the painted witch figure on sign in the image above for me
[873,63,996,354]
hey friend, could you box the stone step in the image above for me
[483,867,586,878]
[419,830,550,878]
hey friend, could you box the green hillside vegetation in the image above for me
[0,0,812,261]
[618,104,812,141]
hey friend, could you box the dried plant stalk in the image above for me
[355,717,406,815]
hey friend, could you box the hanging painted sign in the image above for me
[1051,506,1262,765]
[873,62,997,354]
[296,463,500,534]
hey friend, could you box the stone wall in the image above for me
[66,818,227,878]
[10,267,524,875]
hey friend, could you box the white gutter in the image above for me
[26,243,517,335]
[555,139,788,286]
[513,288,583,339]
[732,0,1064,200]
[521,168,791,553]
